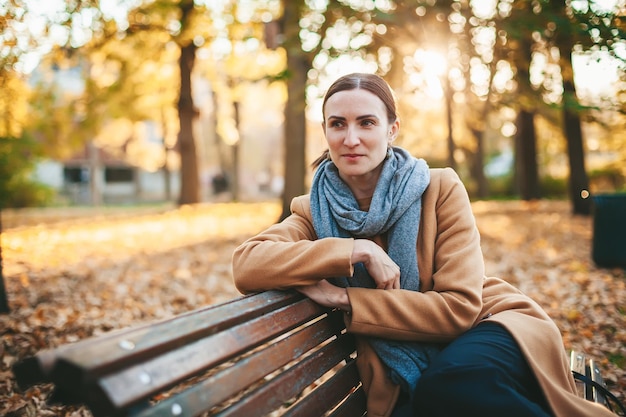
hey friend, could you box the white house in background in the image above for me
[34,143,180,205]
[29,63,189,206]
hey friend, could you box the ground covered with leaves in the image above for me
[1,200,624,416]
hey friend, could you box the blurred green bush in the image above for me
[0,136,54,208]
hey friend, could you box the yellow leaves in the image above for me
[95,118,134,147]
[566,260,589,274]
[224,47,287,81]
[566,309,583,322]
[89,56,122,89]
[0,70,28,138]
[19,273,29,288]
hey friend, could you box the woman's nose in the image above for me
[344,126,360,146]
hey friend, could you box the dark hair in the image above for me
[312,73,398,168]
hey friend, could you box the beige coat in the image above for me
[232,168,614,417]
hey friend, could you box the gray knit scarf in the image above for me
[310,146,442,397]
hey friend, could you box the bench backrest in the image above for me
[13,291,367,417]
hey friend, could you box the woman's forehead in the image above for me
[324,89,386,116]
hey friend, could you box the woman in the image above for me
[232,73,614,417]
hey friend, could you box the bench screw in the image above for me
[171,404,182,415]
[119,340,135,350]
[139,372,151,384]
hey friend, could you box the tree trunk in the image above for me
[561,52,591,215]
[162,159,172,202]
[133,166,141,202]
[177,41,200,205]
[545,0,592,216]
[0,210,9,313]
[88,141,102,206]
[512,32,541,201]
[279,0,308,221]
[232,101,240,202]
[470,54,498,200]
[444,73,456,171]
[469,128,489,198]
[159,105,173,202]
[211,92,229,195]
[514,109,541,200]
[472,90,491,199]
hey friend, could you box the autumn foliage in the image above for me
[1,201,624,416]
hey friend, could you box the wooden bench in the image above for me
[13,290,366,417]
[569,350,623,414]
[12,290,621,417]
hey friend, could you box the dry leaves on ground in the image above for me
[0,200,624,416]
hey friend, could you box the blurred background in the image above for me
[2,3,626,413]
[1,0,624,218]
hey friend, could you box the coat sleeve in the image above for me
[231,195,355,293]
[344,168,484,343]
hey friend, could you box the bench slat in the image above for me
[328,386,368,417]
[13,290,302,391]
[60,291,302,380]
[214,333,356,417]
[570,351,588,400]
[590,359,608,406]
[12,349,60,390]
[13,323,142,390]
[284,360,363,417]
[78,298,327,415]
[129,309,347,417]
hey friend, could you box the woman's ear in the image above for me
[388,119,400,143]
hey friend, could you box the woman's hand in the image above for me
[352,239,400,289]
[296,240,397,313]
[295,280,351,312]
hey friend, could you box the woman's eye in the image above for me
[361,119,375,126]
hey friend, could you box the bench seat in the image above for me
[13,291,365,417]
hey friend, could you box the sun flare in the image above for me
[407,49,449,99]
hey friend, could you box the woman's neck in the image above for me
[340,169,381,200]
[356,196,372,211]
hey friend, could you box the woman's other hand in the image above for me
[295,280,352,312]
[352,239,400,289]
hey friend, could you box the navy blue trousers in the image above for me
[391,322,553,417]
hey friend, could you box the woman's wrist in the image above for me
[337,287,352,313]
[351,239,371,265]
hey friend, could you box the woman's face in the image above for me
[323,88,399,192]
